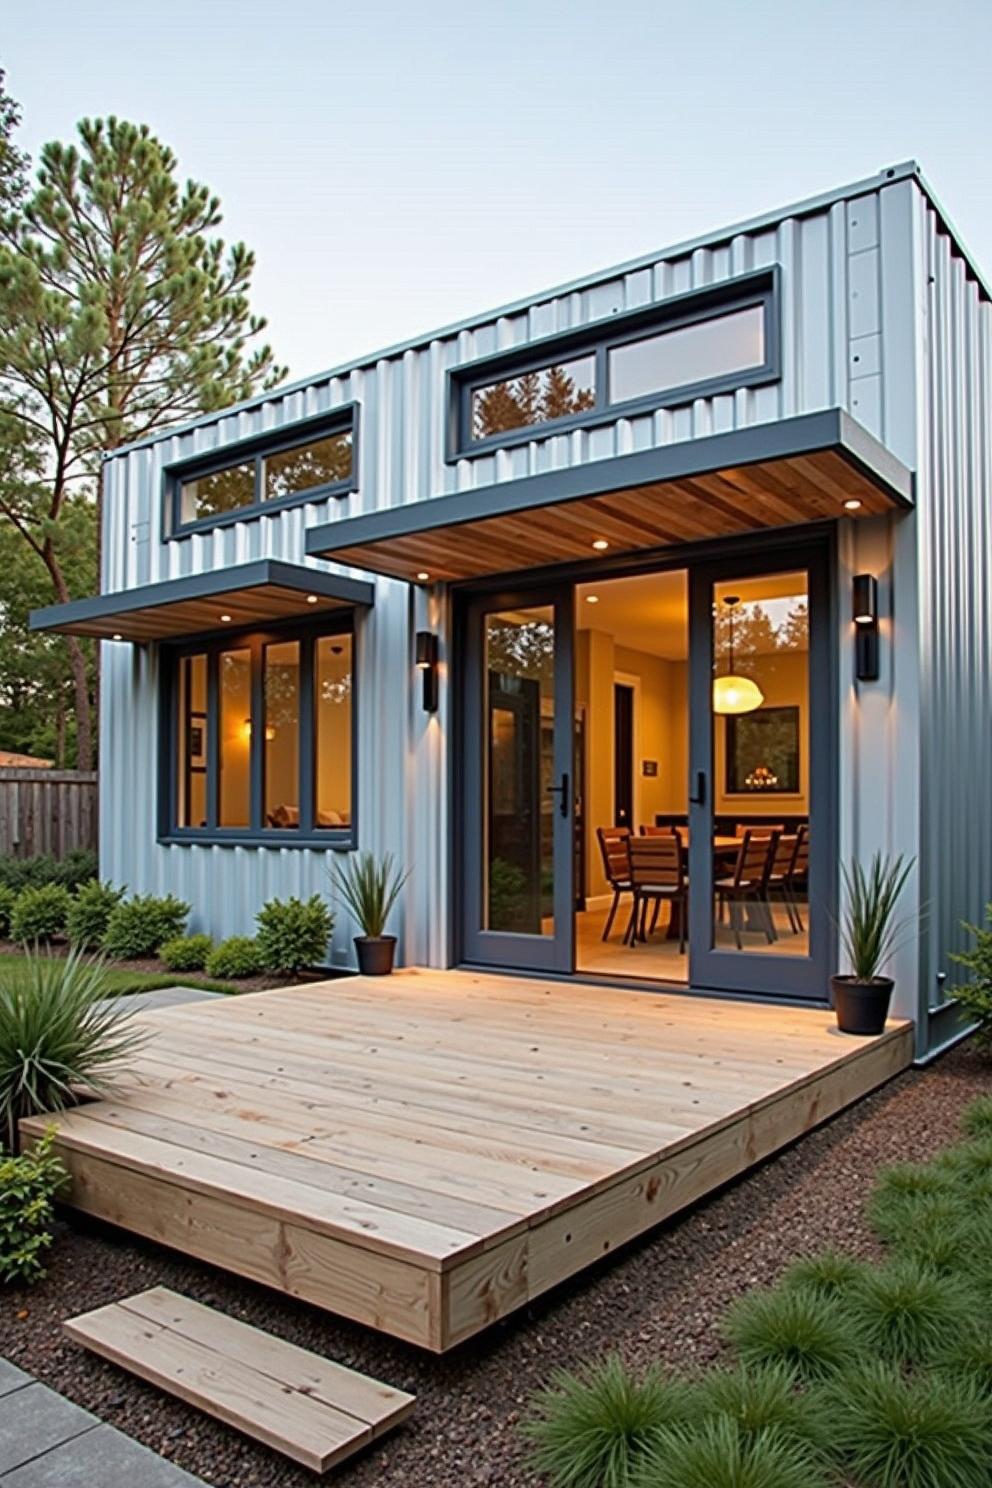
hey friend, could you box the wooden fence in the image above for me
[0,768,98,860]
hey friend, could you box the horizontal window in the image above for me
[166,408,357,537]
[607,303,765,405]
[448,269,779,459]
[169,618,355,843]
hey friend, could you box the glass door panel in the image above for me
[688,550,832,999]
[461,588,574,972]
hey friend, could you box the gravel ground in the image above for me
[4,1038,989,1488]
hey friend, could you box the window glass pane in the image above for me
[264,641,300,828]
[179,462,255,525]
[315,635,353,829]
[471,355,596,442]
[608,304,765,405]
[484,607,555,934]
[264,431,353,500]
[218,648,251,828]
[177,653,208,828]
[711,571,810,959]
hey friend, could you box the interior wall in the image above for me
[713,650,810,816]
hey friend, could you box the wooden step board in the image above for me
[64,1287,416,1473]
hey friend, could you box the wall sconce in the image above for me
[415,630,439,712]
[852,573,879,681]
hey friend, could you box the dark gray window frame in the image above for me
[158,612,358,849]
[446,268,780,461]
[162,404,359,541]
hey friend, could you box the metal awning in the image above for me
[30,559,374,642]
[305,410,913,583]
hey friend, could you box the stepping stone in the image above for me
[0,1383,96,1474]
[0,1361,30,1401]
[64,1288,416,1474]
[1,1423,204,1487]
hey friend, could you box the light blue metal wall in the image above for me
[99,167,981,998]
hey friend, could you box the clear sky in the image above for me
[5,0,992,383]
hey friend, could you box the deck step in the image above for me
[63,1287,416,1474]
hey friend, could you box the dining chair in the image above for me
[715,829,780,948]
[624,834,688,953]
[766,832,801,932]
[734,821,785,838]
[785,824,810,930]
[596,826,633,942]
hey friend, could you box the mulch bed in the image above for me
[3,1037,989,1487]
[0,938,338,993]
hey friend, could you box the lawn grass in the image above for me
[0,951,241,997]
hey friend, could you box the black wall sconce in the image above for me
[415,630,439,712]
[852,573,879,681]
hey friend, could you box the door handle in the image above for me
[688,770,706,806]
[546,772,570,818]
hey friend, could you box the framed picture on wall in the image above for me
[725,705,800,794]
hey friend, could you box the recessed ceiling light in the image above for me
[306,594,319,604]
[220,613,232,622]
[112,633,123,642]
[416,571,430,582]
[843,498,862,511]
[585,594,600,604]
[592,539,609,551]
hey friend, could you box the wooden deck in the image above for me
[21,971,913,1352]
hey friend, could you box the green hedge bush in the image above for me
[160,933,213,973]
[206,936,264,979]
[65,881,126,949]
[0,1130,67,1286]
[0,849,97,894]
[102,894,189,959]
[9,884,73,943]
[255,894,332,975]
[0,884,16,939]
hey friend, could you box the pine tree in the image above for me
[0,111,287,767]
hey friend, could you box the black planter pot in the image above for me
[831,974,894,1035]
[355,935,397,976]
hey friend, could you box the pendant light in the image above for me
[712,595,764,715]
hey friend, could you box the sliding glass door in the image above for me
[461,586,574,972]
[687,547,834,998]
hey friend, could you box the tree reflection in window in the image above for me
[472,356,596,441]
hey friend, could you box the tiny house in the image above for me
[34,161,992,1061]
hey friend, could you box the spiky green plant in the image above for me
[812,1360,992,1488]
[934,1322,992,1397]
[949,904,992,1051]
[691,1363,826,1453]
[844,1257,975,1363]
[0,948,147,1151]
[890,1201,983,1272]
[867,1183,970,1249]
[634,1419,828,1488]
[331,852,409,939]
[838,851,914,980]
[524,1355,698,1488]
[961,1095,992,1141]
[935,1137,992,1188]
[722,1287,860,1382]
[780,1250,867,1299]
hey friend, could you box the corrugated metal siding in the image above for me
[916,197,992,1035]
[99,178,917,970]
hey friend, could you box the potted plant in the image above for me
[331,851,409,976]
[832,852,914,1035]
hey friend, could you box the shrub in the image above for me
[9,884,73,943]
[691,1363,826,1453]
[779,1250,866,1300]
[255,895,332,975]
[935,1136,992,1188]
[0,1130,67,1285]
[722,1287,859,1382]
[0,949,147,1150]
[962,1095,992,1141]
[845,1257,975,1363]
[635,1418,828,1488]
[331,851,409,938]
[0,884,16,938]
[950,904,992,1051]
[523,1356,698,1488]
[160,934,213,973]
[0,850,97,895]
[205,936,264,980]
[934,1322,992,1396]
[812,1359,992,1488]
[102,893,189,959]
[65,881,126,949]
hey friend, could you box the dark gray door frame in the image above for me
[687,540,836,1000]
[459,583,575,973]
